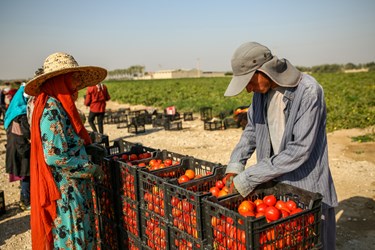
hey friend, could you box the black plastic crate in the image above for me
[89,131,109,147]
[118,227,143,250]
[204,181,323,250]
[223,117,240,129]
[169,225,206,250]
[204,120,223,130]
[164,120,183,131]
[140,207,169,250]
[183,112,194,121]
[98,141,151,190]
[139,156,220,220]
[0,190,5,215]
[115,146,159,202]
[95,185,116,221]
[200,107,212,121]
[128,123,146,134]
[98,214,119,249]
[165,167,226,240]
[118,195,142,238]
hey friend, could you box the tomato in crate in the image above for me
[140,207,169,250]
[119,195,141,238]
[95,185,116,221]
[139,156,220,220]
[118,226,142,250]
[112,145,158,201]
[97,214,118,249]
[169,225,207,250]
[165,166,226,242]
[203,181,323,250]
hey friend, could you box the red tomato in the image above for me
[256,203,268,213]
[215,180,225,189]
[286,200,298,212]
[290,207,303,215]
[275,200,286,210]
[178,175,190,184]
[164,159,173,166]
[209,186,220,197]
[253,199,264,206]
[129,154,138,161]
[264,206,281,222]
[263,195,277,206]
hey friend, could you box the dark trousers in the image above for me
[20,176,30,205]
[88,111,105,134]
[321,204,336,250]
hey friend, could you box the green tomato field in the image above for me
[89,72,374,132]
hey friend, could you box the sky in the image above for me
[1,0,374,80]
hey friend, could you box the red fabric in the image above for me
[30,74,92,249]
[84,84,110,113]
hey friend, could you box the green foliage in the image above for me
[313,72,375,131]
[104,77,253,116]
[89,72,374,132]
[351,133,375,143]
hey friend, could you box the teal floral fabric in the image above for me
[40,97,97,249]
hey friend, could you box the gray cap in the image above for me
[224,42,301,96]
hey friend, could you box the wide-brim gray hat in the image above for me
[224,42,301,96]
[25,52,107,96]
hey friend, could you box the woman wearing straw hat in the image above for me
[25,52,107,250]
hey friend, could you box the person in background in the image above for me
[4,83,31,210]
[84,82,110,134]
[224,42,338,249]
[25,52,106,249]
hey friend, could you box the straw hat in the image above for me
[25,52,107,96]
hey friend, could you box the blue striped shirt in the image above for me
[226,73,338,207]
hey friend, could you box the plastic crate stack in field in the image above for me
[203,181,323,250]
[165,166,227,249]
[139,156,222,249]
[96,141,158,249]
[111,144,159,244]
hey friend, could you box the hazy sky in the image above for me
[1,0,374,79]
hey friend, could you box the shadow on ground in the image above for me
[335,196,375,249]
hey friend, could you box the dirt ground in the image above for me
[0,99,374,250]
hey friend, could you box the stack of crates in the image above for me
[200,107,212,121]
[165,166,226,249]
[138,155,222,249]
[112,144,159,249]
[203,181,323,250]
[95,140,157,249]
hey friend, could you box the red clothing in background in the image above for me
[84,84,110,112]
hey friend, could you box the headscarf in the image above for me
[3,85,28,130]
[30,74,92,249]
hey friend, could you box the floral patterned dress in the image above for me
[40,97,97,249]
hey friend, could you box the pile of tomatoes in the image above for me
[170,196,199,239]
[209,194,316,250]
[120,198,140,237]
[209,175,232,198]
[237,195,303,222]
[143,211,168,250]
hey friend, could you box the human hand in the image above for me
[224,173,238,194]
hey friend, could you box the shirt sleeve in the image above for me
[234,88,323,197]
[40,99,96,178]
[226,105,257,174]
[84,88,92,106]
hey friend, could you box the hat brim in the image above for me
[224,71,255,96]
[25,66,107,96]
